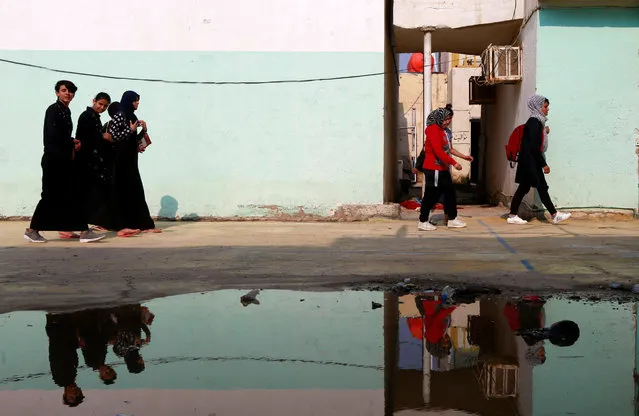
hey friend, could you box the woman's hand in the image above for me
[103,132,113,142]
[465,155,474,162]
[138,120,147,131]
[543,165,551,174]
[453,163,462,171]
[73,139,81,152]
[130,120,139,132]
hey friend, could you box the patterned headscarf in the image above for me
[527,94,547,125]
[426,107,453,128]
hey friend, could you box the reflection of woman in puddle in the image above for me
[45,313,85,407]
[504,296,580,365]
[504,296,547,365]
[111,305,154,374]
[77,309,118,385]
[407,295,457,358]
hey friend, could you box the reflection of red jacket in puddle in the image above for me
[407,299,456,344]
[504,296,544,332]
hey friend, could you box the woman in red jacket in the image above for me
[418,108,466,231]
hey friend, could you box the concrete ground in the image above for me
[1,207,638,313]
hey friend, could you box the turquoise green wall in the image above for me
[0,52,385,218]
[0,290,383,390]
[533,300,635,415]
[537,9,639,211]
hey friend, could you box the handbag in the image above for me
[415,149,426,173]
[138,132,152,153]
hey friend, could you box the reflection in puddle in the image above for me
[0,290,636,415]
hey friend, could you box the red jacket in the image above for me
[407,299,456,344]
[422,124,457,171]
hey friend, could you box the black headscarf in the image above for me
[107,102,120,119]
[120,91,140,123]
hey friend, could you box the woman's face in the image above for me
[442,116,452,129]
[133,100,140,110]
[541,101,549,116]
[92,99,110,114]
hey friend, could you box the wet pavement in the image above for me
[0,289,637,415]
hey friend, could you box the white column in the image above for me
[421,30,432,198]
[422,317,431,404]
[423,31,432,128]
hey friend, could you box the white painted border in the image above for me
[0,0,384,52]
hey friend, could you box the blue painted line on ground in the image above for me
[478,220,534,271]
[478,220,516,253]
[520,260,535,271]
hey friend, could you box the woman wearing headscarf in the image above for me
[507,95,571,225]
[107,91,160,235]
[425,104,474,225]
[74,92,114,232]
[418,107,466,231]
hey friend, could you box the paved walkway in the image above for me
[1,211,637,312]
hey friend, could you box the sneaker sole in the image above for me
[507,221,528,225]
[447,225,467,228]
[418,227,437,231]
[80,235,106,243]
[24,234,46,243]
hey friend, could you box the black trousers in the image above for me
[419,170,457,223]
[510,183,557,216]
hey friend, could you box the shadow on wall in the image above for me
[158,195,178,220]
[397,103,413,201]
[158,195,201,221]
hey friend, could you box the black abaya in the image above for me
[75,107,115,229]
[30,101,88,231]
[107,110,155,231]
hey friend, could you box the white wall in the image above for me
[394,0,523,30]
[0,0,383,52]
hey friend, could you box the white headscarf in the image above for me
[527,94,547,125]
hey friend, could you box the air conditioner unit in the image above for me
[481,45,522,84]
[469,76,496,104]
[482,361,519,398]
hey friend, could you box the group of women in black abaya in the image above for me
[25,82,160,243]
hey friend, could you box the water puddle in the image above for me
[0,289,636,415]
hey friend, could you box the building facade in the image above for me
[483,3,639,213]
[0,0,392,219]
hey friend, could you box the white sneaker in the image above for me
[507,215,528,225]
[418,221,437,231]
[447,218,467,228]
[552,212,571,224]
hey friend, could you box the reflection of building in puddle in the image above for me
[1,290,386,415]
[398,294,480,372]
[391,294,524,415]
[390,293,601,416]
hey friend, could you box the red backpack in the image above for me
[505,124,543,167]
